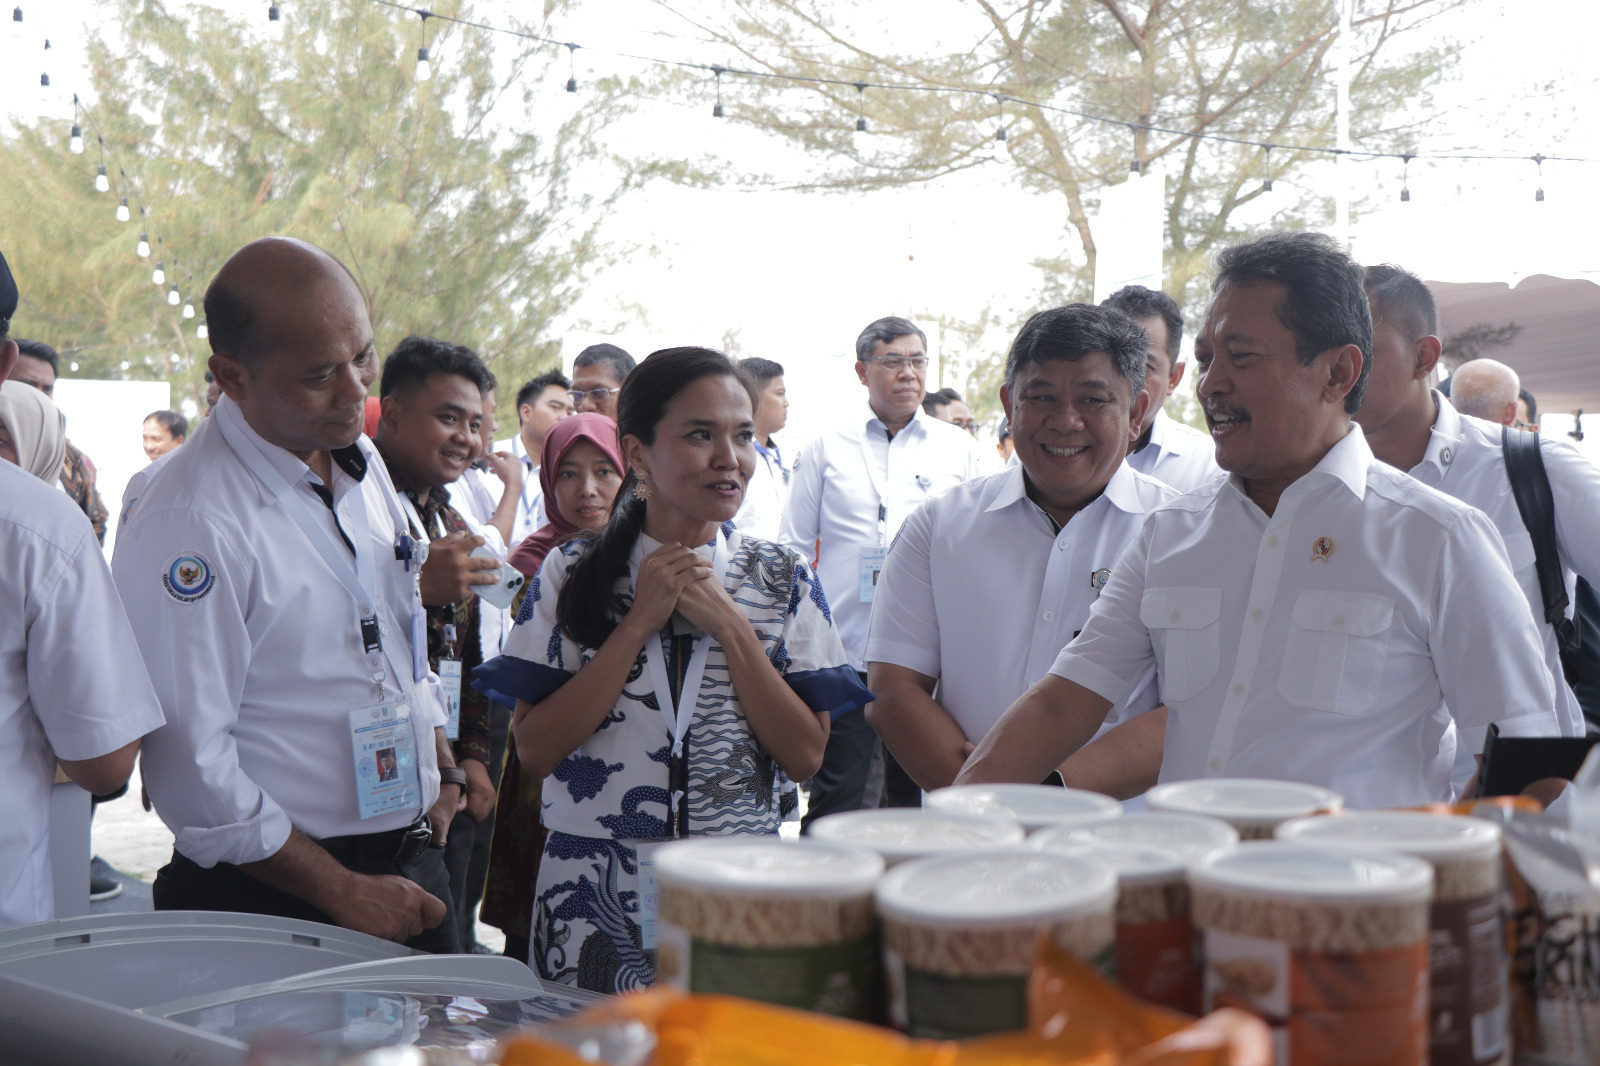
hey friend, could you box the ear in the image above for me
[999,383,1014,426]
[1128,387,1152,441]
[1500,400,1519,428]
[209,353,250,403]
[518,403,534,425]
[377,393,405,438]
[0,338,17,381]
[855,360,870,388]
[621,433,650,480]
[1168,359,1186,390]
[1413,336,1442,382]
[1325,344,1364,407]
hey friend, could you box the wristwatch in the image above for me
[438,766,468,789]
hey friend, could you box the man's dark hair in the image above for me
[15,339,59,375]
[1004,304,1149,400]
[145,409,187,440]
[1213,231,1373,414]
[1362,263,1437,344]
[379,335,494,399]
[998,425,1012,444]
[738,356,785,389]
[921,387,964,416]
[573,343,635,384]
[1100,285,1183,364]
[1520,387,1538,424]
[515,369,571,413]
[855,316,927,362]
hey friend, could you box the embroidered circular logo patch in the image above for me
[163,553,216,603]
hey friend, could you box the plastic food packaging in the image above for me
[1189,841,1433,1066]
[1032,812,1238,1015]
[1145,780,1343,840]
[807,808,1025,866]
[652,837,885,1021]
[874,848,1117,1040]
[927,783,1123,834]
[1276,810,1507,1066]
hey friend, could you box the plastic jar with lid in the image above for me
[1146,778,1344,839]
[1190,842,1434,1066]
[1277,811,1507,1066]
[874,848,1116,1039]
[926,783,1122,834]
[654,837,885,1020]
[807,808,1024,867]
[1032,812,1238,1013]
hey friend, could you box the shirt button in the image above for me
[1043,611,1055,622]
[1440,447,1453,466]
[1332,615,1345,627]
[1268,535,1280,548]
[1231,681,1244,695]
[1250,608,1263,620]
[1170,611,1181,623]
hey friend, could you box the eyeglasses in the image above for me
[569,387,619,406]
[865,355,929,371]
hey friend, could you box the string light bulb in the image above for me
[69,123,83,154]
[182,300,195,320]
[136,233,150,258]
[116,197,130,222]
[986,94,1008,161]
[1399,154,1412,203]
[1128,122,1143,173]
[197,322,208,340]
[152,260,165,286]
[1261,146,1274,192]
[712,67,724,118]
[11,7,20,25]
[565,43,578,93]
[415,45,431,81]
[94,165,109,192]
[168,285,181,307]
[1533,153,1546,202]
[266,3,282,39]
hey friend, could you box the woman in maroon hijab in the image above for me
[483,411,625,962]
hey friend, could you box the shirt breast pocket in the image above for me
[1500,530,1537,586]
[1276,591,1396,715]
[1139,588,1223,702]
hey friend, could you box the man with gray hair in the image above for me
[781,315,984,825]
[1450,358,1520,426]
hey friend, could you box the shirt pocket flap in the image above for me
[1290,591,1395,637]
[1140,587,1223,630]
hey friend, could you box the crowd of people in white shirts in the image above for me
[3,229,1598,999]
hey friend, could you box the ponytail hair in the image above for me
[556,346,757,648]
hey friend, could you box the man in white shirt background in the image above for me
[1100,285,1222,493]
[448,376,523,550]
[568,343,634,419]
[115,238,464,951]
[1449,358,1522,427]
[732,356,790,540]
[866,303,1176,792]
[959,231,1561,809]
[922,387,976,433]
[498,369,572,545]
[780,315,985,826]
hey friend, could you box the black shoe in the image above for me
[89,856,123,902]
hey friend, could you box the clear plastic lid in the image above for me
[807,809,1024,864]
[653,837,884,898]
[1275,810,1502,862]
[1034,841,1189,884]
[875,848,1118,927]
[1031,813,1240,878]
[1188,842,1434,903]
[926,784,1123,830]
[1146,778,1344,824]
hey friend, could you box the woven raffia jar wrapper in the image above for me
[1276,810,1507,1066]
[654,838,885,1022]
[1146,778,1343,840]
[1032,811,1239,1014]
[926,783,1122,834]
[873,848,1117,1040]
[1190,841,1434,1066]
[808,808,1024,867]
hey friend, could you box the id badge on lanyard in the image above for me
[635,840,664,950]
[438,624,462,741]
[860,501,888,603]
[348,694,423,819]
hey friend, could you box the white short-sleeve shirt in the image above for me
[1126,409,1223,493]
[1049,424,1560,808]
[779,405,985,669]
[1,462,165,928]
[867,461,1176,743]
[733,444,788,542]
[114,398,443,867]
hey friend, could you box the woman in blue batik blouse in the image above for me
[474,347,870,994]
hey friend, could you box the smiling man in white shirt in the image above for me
[958,231,1560,808]
[781,316,984,825]
[498,369,574,544]
[866,304,1176,792]
[115,238,464,951]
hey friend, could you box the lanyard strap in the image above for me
[637,530,729,757]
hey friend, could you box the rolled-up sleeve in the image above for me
[864,497,939,677]
[1430,508,1560,752]
[113,507,292,868]
[1048,519,1158,706]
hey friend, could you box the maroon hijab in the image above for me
[508,412,625,577]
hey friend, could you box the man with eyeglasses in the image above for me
[568,343,634,420]
[781,315,984,828]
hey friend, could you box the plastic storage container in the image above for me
[1146,778,1343,839]
[807,808,1024,866]
[874,848,1117,1040]
[926,783,1122,833]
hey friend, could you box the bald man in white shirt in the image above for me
[1449,359,1521,427]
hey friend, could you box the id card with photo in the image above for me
[348,697,423,820]
[633,840,664,950]
[859,547,886,603]
[438,659,462,741]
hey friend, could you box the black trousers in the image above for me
[445,700,513,947]
[800,680,921,832]
[152,837,462,955]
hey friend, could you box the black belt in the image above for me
[319,815,434,865]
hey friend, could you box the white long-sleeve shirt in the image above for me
[114,398,443,867]
[1050,424,1560,808]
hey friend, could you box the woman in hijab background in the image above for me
[0,379,67,482]
[481,411,626,963]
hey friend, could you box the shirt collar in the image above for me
[1419,392,1467,474]
[1145,409,1189,455]
[984,457,1144,516]
[371,438,446,516]
[1225,421,1371,504]
[215,395,368,494]
[866,403,924,437]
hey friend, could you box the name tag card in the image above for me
[859,547,886,603]
[349,697,423,820]
[633,840,664,950]
[438,659,462,741]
